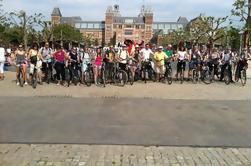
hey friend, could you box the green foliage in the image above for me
[53,24,82,44]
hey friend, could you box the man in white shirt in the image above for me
[140,44,154,61]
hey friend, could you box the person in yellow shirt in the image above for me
[154,46,168,81]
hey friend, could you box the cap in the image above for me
[135,45,140,48]
[158,46,163,49]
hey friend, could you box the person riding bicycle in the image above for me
[12,45,28,85]
[67,47,80,82]
[94,48,103,85]
[176,45,189,79]
[154,46,168,81]
[105,46,115,82]
[28,44,43,85]
[53,46,67,85]
[40,42,53,81]
[128,44,140,80]
[235,48,248,80]
[219,48,234,83]
[140,44,154,78]
[208,48,220,78]
[117,44,129,71]
[188,46,201,77]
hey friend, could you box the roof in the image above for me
[61,16,82,24]
[113,17,144,24]
[177,17,189,24]
[51,7,62,17]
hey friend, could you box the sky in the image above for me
[2,0,237,22]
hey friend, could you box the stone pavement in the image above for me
[1,144,251,166]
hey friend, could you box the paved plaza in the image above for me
[0,66,251,166]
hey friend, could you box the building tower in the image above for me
[143,7,153,43]
[105,6,114,44]
[51,7,62,25]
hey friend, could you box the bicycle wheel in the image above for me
[192,69,197,84]
[180,69,184,84]
[32,72,37,89]
[83,70,92,87]
[128,70,134,85]
[240,70,247,86]
[202,69,211,85]
[115,70,127,87]
[224,69,230,85]
[166,68,173,85]
[19,70,24,87]
[65,68,71,87]
[46,69,51,84]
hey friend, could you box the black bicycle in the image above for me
[67,59,81,87]
[96,62,106,87]
[82,63,94,87]
[200,61,212,85]
[176,59,186,84]
[164,60,173,85]
[30,63,38,89]
[126,63,134,85]
[223,62,231,85]
[235,59,248,86]
[17,62,25,87]
[142,60,156,83]
[43,60,52,84]
[112,62,128,87]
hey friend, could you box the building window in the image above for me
[106,25,111,30]
[125,25,133,28]
[94,24,100,29]
[75,23,81,29]
[171,24,178,30]
[153,24,158,29]
[177,24,183,29]
[158,24,164,29]
[146,26,151,31]
[136,25,140,29]
[87,23,94,29]
[119,25,122,29]
[125,30,133,35]
[81,23,87,28]
[164,24,171,29]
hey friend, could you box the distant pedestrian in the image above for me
[0,46,6,80]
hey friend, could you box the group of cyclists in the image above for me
[7,41,250,88]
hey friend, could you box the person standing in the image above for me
[53,47,67,85]
[0,46,5,80]
[40,42,53,81]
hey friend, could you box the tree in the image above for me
[52,24,83,46]
[40,21,53,43]
[9,10,43,50]
[186,15,227,51]
[232,0,251,48]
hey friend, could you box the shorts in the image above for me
[155,65,165,74]
[0,61,4,74]
[95,65,102,70]
[30,60,42,74]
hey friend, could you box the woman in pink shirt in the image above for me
[53,47,67,85]
[94,48,103,85]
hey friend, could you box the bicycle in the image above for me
[96,62,106,87]
[16,62,25,87]
[67,59,81,87]
[112,62,128,87]
[29,62,38,89]
[200,61,212,85]
[191,63,199,84]
[82,63,94,87]
[141,59,156,84]
[176,59,186,84]
[126,62,135,85]
[43,59,53,84]
[164,60,173,85]
[235,59,248,86]
[223,62,231,85]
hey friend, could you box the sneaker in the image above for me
[56,82,60,86]
[24,82,28,86]
[16,82,20,86]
